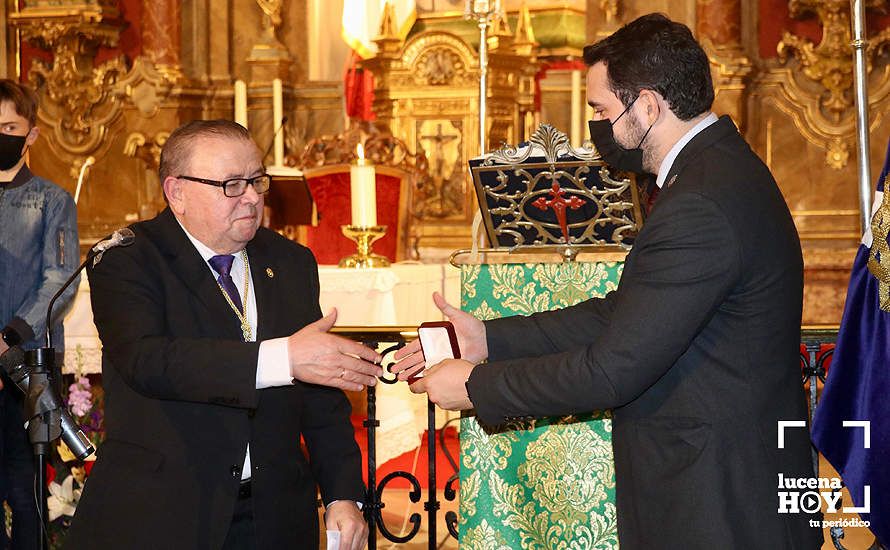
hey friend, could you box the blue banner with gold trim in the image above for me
[812,139,890,545]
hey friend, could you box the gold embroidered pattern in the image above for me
[867,183,890,312]
[459,419,518,472]
[459,262,622,548]
[460,518,512,550]
[534,262,622,307]
[469,300,499,322]
[489,264,550,315]
[520,423,614,522]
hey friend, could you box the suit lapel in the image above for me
[661,115,737,187]
[150,208,244,340]
[246,233,278,341]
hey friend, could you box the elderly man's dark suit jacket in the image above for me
[64,208,363,549]
[468,116,822,549]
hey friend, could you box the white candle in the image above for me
[571,69,582,146]
[272,78,284,167]
[350,144,377,227]
[234,80,248,129]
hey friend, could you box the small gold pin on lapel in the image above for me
[667,175,678,188]
[266,267,274,278]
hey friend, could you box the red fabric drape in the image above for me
[304,171,402,264]
[344,50,376,121]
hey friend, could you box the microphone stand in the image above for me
[25,249,100,550]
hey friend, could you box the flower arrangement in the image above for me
[47,345,104,549]
[66,378,104,450]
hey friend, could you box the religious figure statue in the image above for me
[256,0,284,47]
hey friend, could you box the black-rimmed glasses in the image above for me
[178,174,271,197]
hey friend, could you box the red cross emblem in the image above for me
[532,182,587,244]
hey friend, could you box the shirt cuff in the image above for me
[326,500,363,510]
[256,337,292,389]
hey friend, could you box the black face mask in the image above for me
[588,97,653,174]
[0,133,28,171]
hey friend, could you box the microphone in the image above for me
[263,115,289,162]
[46,227,135,350]
[0,346,95,461]
[92,226,136,256]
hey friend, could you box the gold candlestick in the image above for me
[339,225,390,268]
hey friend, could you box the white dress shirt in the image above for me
[178,222,293,480]
[655,112,719,188]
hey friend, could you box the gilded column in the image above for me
[696,0,751,128]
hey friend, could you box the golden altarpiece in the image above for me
[361,5,541,254]
[5,0,890,326]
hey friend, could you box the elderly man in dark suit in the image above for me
[65,120,382,550]
[395,14,823,550]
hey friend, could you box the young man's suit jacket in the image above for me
[65,208,364,550]
[468,116,822,549]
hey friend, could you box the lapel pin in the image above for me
[266,267,274,278]
[667,175,678,188]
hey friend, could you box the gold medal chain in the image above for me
[216,250,252,341]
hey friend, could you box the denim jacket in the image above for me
[1,165,80,353]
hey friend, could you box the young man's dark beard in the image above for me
[617,110,655,174]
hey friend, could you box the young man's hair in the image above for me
[159,119,254,182]
[0,79,39,126]
[583,13,714,121]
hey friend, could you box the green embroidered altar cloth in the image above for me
[458,260,624,549]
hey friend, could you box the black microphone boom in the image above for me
[15,226,134,548]
[263,115,289,161]
[46,227,135,350]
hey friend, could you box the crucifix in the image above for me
[532,182,587,244]
[420,123,461,215]
[420,123,459,175]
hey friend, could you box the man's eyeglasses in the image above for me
[178,174,271,197]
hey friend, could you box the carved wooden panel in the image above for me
[363,25,538,254]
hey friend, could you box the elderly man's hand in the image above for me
[288,308,383,391]
[324,500,368,550]
[392,292,487,381]
[408,358,475,411]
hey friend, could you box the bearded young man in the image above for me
[395,14,823,549]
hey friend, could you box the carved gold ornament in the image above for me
[12,5,126,157]
[776,0,890,169]
[115,57,180,118]
[124,132,169,171]
[402,33,476,88]
[420,49,459,85]
[867,183,890,311]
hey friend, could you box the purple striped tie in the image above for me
[208,254,243,313]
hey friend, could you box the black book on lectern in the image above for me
[469,124,646,257]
